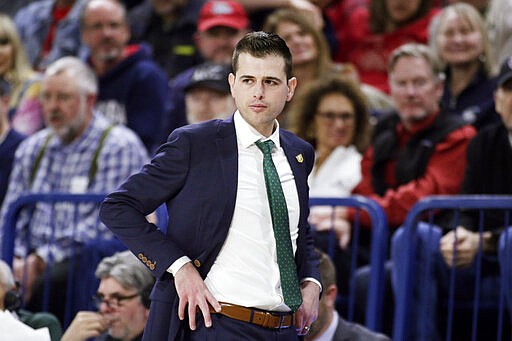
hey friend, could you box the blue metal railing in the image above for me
[309,195,388,332]
[1,192,107,327]
[393,195,512,341]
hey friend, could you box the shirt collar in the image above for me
[234,111,281,150]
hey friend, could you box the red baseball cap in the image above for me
[198,0,249,32]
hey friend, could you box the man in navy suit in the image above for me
[99,31,321,340]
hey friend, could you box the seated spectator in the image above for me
[430,2,500,130]
[128,0,205,79]
[0,14,44,135]
[391,54,512,341]
[263,8,394,125]
[61,250,154,341]
[288,76,371,298]
[349,43,476,229]
[290,76,371,198]
[14,0,87,71]
[335,0,440,93]
[0,260,62,341]
[184,62,235,124]
[164,0,249,136]
[81,0,169,154]
[306,250,390,341]
[0,56,148,323]
[0,79,26,207]
[345,43,475,334]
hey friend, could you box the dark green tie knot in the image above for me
[255,140,274,156]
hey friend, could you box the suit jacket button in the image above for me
[150,264,155,270]
[138,253,143,259]
[193,259,201,267]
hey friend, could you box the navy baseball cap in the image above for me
[185,62,232,94]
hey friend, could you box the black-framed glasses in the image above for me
[92,292,140,309]
[316,111,355,123]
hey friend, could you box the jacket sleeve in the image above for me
[99,130,190,279]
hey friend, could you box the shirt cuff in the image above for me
[301,277,323,293]
[166,256,191,276]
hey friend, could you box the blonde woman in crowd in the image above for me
[0,14,43,135]
[263,8,393,126]
[430,2,499,130]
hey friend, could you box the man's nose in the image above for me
[253,82,264,99]
[405,83,417,96]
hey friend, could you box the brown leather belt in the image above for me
[209,302,294,329]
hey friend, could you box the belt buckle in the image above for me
[261,311,273,328]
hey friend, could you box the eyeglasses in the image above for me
[316,111,355,123]
[92,292,140,309]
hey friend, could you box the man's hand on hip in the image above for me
[294,280,320,336]
[174,262,221,330]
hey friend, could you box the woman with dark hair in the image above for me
[336,0,440,93]
[288,76,372,296]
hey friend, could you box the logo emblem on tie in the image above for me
[295,154,304,163]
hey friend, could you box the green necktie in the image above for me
[255,140,303,312]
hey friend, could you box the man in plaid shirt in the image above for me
[0,56,148,322]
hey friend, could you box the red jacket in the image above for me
[351,112,476,228]
[335,7,440,93]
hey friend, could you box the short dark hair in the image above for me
[232,31,292,79]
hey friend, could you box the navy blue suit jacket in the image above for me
[99,115,320,340]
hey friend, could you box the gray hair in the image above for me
[95,251,153,293]
[45,56,98,95]
[388,43,445,83]
[0,260,15,289]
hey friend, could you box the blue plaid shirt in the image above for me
[0,113,148,262]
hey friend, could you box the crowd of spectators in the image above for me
[0,0,511,340]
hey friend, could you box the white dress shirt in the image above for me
[204,111,300,311]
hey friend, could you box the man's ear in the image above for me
[324,284,338,308]
[286,77,297,102]
[228,73,235,97]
